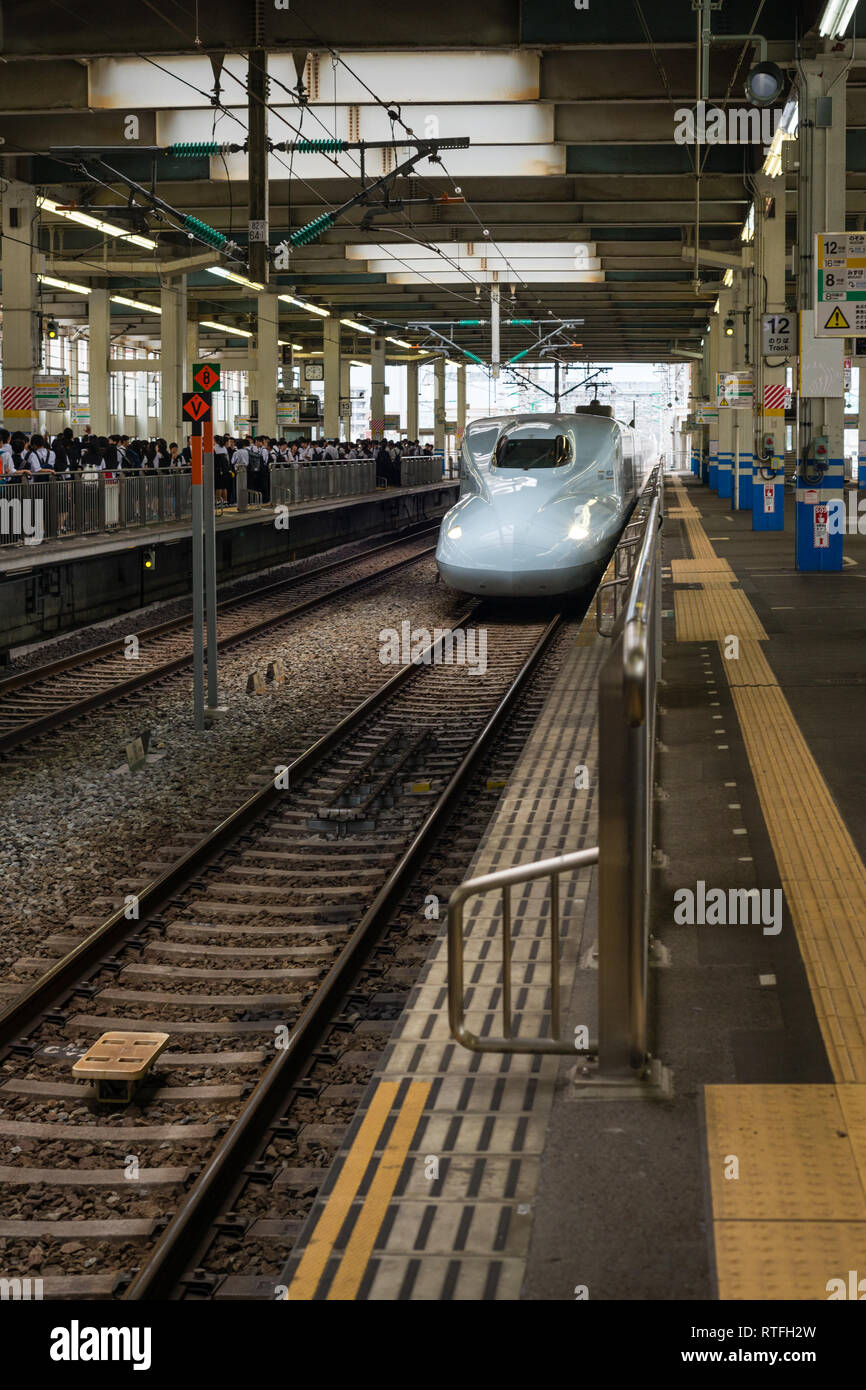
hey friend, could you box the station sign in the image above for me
[716,371,753,409]
[815,233,866,336]
[192,361,221,393]
[761,313,797,357]
[33,373,70,409]
[277,402,300,427]
[182,391,212,429]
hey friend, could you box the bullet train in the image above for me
[436,407,656,597]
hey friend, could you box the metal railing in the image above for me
[399,456,444,487]
[447,466,664,1077]
[268,460,376,505]
[0,468,194,547]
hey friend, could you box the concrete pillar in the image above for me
[0,181,38,434]
[858,368,866,488]
[715,288,734,495]
[751,173,786,529]
[730,271,752,511]
[370,337,386,438]
[252,290,278,438]
[434,354,446,453]
[796,54,848,571]
[160,275,187,445]
[456,361,467,432]
[88,288,111,437]
[323,317,340,438]
[706,310,720,485]
[186,312,199,387]
[67,333,79,429]
[340,358,351,440]
[406,359,419,441]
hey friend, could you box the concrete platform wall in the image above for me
[0,485,457,657]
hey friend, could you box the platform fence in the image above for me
[0,455,450,545]
[447,465,665,1079]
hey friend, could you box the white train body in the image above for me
[436,411,655,597]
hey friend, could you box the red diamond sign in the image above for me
[192,361,221,393]
[182,391,212,423]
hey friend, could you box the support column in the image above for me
[252,291,278,438]
[247,49,269,289]
[730,271,753,511]
[752,173,786,528]
[67,333,80,429]
[715,289,733,494]
[796,54,848,571]
[88,288,111,438]
[406,359,419,441]
[370,337,386,438]
[859,367,866,488]
[186,311,199,386]
[706,311,720,484]
[433,354,446,454]
[340,358,351,440]
[456,361,467,435]
[323,317,340,438]
[160,275,187,445]
[1,181,38,434]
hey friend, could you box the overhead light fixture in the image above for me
[111,295,162,313]
[386,336,413,348]
[340,318,375,334]
[278,338,304,350]
[723,268,734,287]
[208,266,265,292]
[278,293,330,318]
[741,204,755,244]
[37,196,158,249]
[744,61,785,107]
[350,359,368,367]
[199,319,254,338]
[819,0,859,38]
[763,89,799,178]
[724,316,735,337]
[713,298,720,314]
[37,273,91,295]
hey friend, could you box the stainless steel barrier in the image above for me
[447,467,664,1076]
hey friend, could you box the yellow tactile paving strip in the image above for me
[674,587,769,643]
[669,479,866,1298]
[670,558,735,580]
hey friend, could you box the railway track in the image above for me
[0,528,438,760]
[0,603,576,1300]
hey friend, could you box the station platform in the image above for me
[281,472,866,1302]
[0,480,457,654]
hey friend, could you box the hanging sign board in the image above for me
[716,371,754,409]
[761,313,797,357]
[815,233,866,336]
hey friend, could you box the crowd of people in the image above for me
[0,428,439,498]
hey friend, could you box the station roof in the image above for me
[0,1,849,365]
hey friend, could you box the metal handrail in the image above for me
[447,462,665,1077]
[448,847,599,1055]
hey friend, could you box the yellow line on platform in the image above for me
[287,1080,400,1301]
[327,1080,430,1300]
[669,480,866,1297]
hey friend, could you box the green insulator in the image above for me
[296,138,347,153]
[168,142,221,158]
[289,212,334,247]
[182,215,228,250]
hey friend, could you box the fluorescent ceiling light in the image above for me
[199,319,254,338]
[713,298,720,314]
[38,273,91,295]
[819,0,859,38]
[723,268,734,287]
[208,266,265,292]
[111,295,162,313]
[763,89,799,178]
[278,338,304,349]
[350,359,368,367]
[278,293,330,318]
[741,204,755,244]
[37,196,158,249]
[386,336,413,348]
[340,318,375,334]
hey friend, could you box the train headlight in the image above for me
[568,521,588,541]
[447,525,462,540]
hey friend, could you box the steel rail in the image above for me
[124,612,563,1299]
[0,529,439,756]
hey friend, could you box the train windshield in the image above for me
[493,431,572,470]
